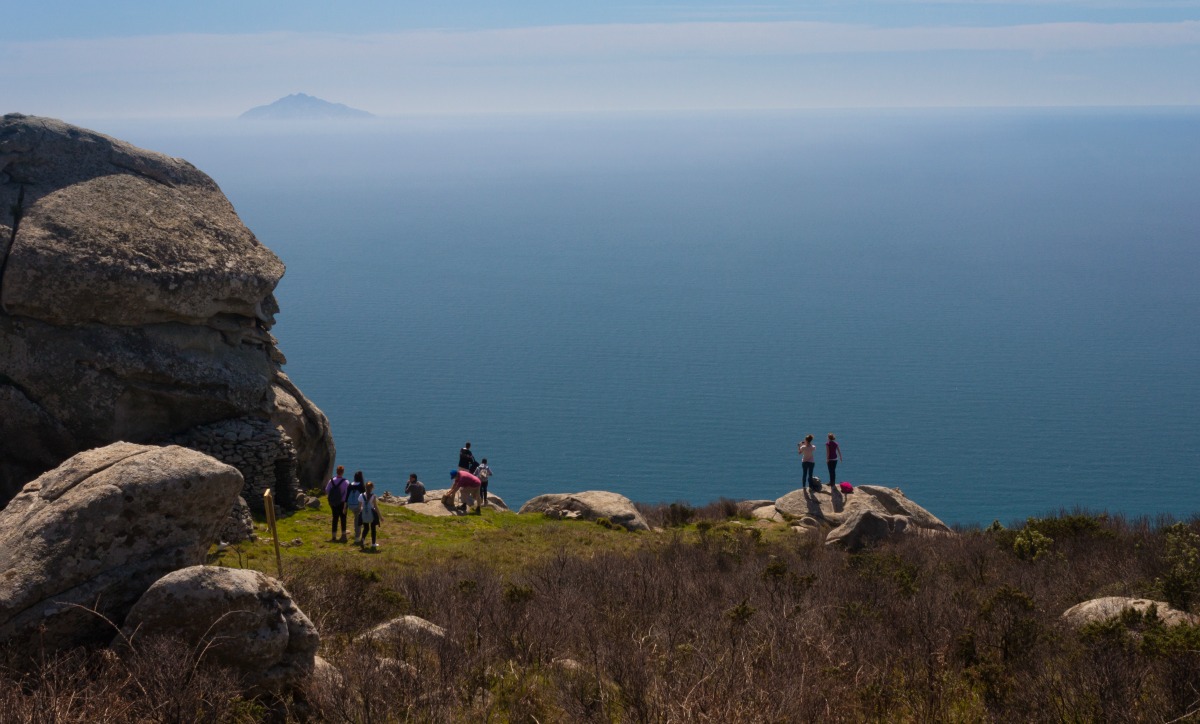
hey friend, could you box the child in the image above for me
[475,458,493,507]
[359,481,382,550]
[347,471,367,543]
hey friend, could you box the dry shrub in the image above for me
[8,511,1200,721]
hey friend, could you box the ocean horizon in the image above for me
[95,108,1200,526]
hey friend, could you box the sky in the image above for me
[3,1,1200,118]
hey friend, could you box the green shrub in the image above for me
[1156,522,1200,612]
[1012,527,1053,561]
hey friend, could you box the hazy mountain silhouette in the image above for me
[240,93,374,120]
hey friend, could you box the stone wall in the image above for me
[173,417,301,513]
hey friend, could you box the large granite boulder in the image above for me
[774,484,952,550]
[0,443,242,652]
[0,114,333,506]
[121,566,319,693]
[1061,597,1200,629]
[519,491,649,531]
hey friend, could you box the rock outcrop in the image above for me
[519,491,649,531]
[0,114,333,507]
[773,484,952,550]
[1061,597,1200,629]
[0,443,242,652]
[121,565,319,693]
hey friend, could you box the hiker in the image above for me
[826,433,843,489]
[444,469,482,513]
[347,470,367,543]
[324,465,350,542]
[475,458,493,505]
[797,434,817,490]
[359,481,382,550]
[404,473,426,503]
[458,442,478,473]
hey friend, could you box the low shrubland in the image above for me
[3,506,1199,722]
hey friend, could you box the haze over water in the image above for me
[104,108,1200,525]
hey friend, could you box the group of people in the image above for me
[797,433,843,492]
[322,466,384,549]
[442,441,494,514]
[321,442,498,548]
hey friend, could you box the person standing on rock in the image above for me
[347,471,367,544]
[826,433,843,489]
[324,465,350,542]
[458,442,478,473]
[405,473,426,503]
[798,434,817,491]
[475,458,493,506]
[359,481,382,550]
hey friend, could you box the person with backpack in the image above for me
[458,442,478,473]
[359,481,382,550]
[826,433,843,490]
[324,465,350,542]
[475,458,493,507]
[347,470,367,544]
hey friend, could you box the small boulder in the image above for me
[1061,597,1200,629]
[357,615,447,647]
[519,491,649,531]
[120,565,319,694]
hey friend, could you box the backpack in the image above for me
[327,477,347,505]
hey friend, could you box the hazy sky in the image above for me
[4,1,1199,118]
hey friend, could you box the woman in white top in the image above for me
[797,434,817,490]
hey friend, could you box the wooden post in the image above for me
[263,489,283,578]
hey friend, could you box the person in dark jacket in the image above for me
[458,442,478,473]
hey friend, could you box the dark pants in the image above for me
[827,461,838,487]
[330,503,347,538]
[480,480,489,503]
[802,461,815,488]
[363,521,378,546]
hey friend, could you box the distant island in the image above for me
[239,93,374,120]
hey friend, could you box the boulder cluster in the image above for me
[0,443,319,695]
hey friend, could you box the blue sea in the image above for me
[98,108,1200,526]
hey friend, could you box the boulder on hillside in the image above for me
[775,484,952,550]
[120,566,319,693]
[0,114,333,507]
[0,443,243,653]
[519,491,649,531]
[1061,597,1200,629]
[357,614,447,648]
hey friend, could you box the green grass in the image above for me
[210,501,802,576]
[212,502,659,575]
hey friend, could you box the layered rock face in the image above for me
[0,114,333,506]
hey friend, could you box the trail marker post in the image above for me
[263,489,283,578]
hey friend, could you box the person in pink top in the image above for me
[444,469,482,513]
[826,433,843,488]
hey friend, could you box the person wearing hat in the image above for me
[443,468,482,513]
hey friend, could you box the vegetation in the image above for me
[3,504,1200,722]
